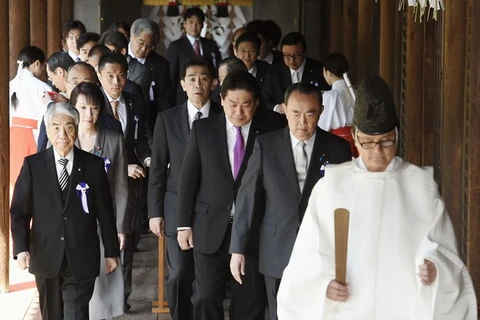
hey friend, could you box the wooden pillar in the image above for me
[404,10,424,166]
[30,0,47,54]
[357,0,372,82]
[378,0,395,89]
[9,0,30,79]
[342,0,357,84]
[0,0,9,294]
[47,0,62,56]
[464,0,480,294]
[328,0,343,54]
[441,0,467,248]
[61,0,73,27]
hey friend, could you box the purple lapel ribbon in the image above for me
[75,182,90,214]
[103,158,111,174]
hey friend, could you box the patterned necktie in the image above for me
[110,100,119,120]
[233,126,245,179]
[58,158,69,191]
[193,39,201,56]
[194,111,203,121]
[295,141,308,192]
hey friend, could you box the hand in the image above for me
[230,253,245,284]
[278,103,286,114]
[16,251,30,270]
[128,164,145,179]
[326,280,349,302]
[149,217,164,238]
[105,257,119,274]
[118,233,126,251]
[418,259,437,285]
[177,229,194,250]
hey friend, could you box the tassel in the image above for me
[167,1,180,17]
[216,1,229,18]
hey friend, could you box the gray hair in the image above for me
[130,18,159,42]
[44,102,80,128]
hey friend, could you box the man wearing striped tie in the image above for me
[10,102,120,320]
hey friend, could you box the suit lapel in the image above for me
[44,148,64,208]
[281,64,292,90]
[301,59,315,84]
[276,128,301,196]
[102,89,114,118]
[123,92,133,138]
[234,119,259,185]
[214,115,233,181]
[182,36,195,56]
[64,148,85,211]
[301,128,326,203]
[177,102,190,144]
[94,126,107,157]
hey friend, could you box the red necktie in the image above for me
[193,40,200,56]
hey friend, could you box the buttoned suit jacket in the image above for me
[229,127,352,278]
[261,58,330,110]
[148,101,223,234]
[10,147,120,281]
[176,111,285,255]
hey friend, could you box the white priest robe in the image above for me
[318,79,354,131]
[277,157,477,320]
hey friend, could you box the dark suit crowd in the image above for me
[10,6,354,320]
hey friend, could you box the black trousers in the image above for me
[124,180,141,304]
[165,232,195,320]
[35,253,95,320]
[264,275,282,320]
[192,225,266,320]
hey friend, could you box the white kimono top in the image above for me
[277,157,477,320]
[318,79,354,131]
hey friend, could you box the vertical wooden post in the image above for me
[47,0,62,56]
[328,0,343,54]
[0,0,10,294]
[30,0,48,54]
[357,0,372,82]
[9,0,30,80]
[441,0,467,247]
[61,0,73,27]
[152,236,169,314]
[404,9,424,166]
[379,0,395,90]
[342,0,357,84]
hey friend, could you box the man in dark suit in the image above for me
[167,7,222,105]
[148,56,221,320]
[129,18,174,116]
[262,32,330,111]
[176,70,285,320]
[230,83,352,319]
[97,52,151,309]
[11,102,120,320]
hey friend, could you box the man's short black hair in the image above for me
[77,32,101,51]
[98,31,128,52]
[264,20,282,49]
[62,20,86,39]
[235,31,261,51]
[184,7,205,22]
[180,56,216,80]
[108,21,131,35]
[87,44,111,59]
[98,52,128,74]
[47,51,75,72]
[218,57,248,75]
[220,70,260,101]
[280,32,307,52]
[323,52,349,78]
[284,82,323,107]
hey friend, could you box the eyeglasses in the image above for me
[134,37,156,50]
[355,129,397,149]
[283,52,304,60]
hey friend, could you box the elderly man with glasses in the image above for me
[277,75,477,320]
[261,32,330,113]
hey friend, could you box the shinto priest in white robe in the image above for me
[277,156,477,320]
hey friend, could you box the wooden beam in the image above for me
[441,0,467,250]
[342,0,357,84]
[0,0,10,294]
[9,0,30,79]
[30,0,47,55]
[47,0,62,56]
[379,0,395,89]
[357,0,372,82]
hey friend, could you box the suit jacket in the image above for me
[261,58,330,110]
[101,89,151,166]
[230,127,352,278]
[176,111,285,255]
[127,56,152,104]
[167,36,222,105]
[10,147,120,281]
[143,51,174,114]
[147,101,223,234]
[254,60,270,90]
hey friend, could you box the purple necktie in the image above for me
[193,39,200,56]
[233,126,245,179]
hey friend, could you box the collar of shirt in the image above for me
[356,156,398,172]
[104,90,125,105]
[259,52,274,64]
[290,59,307,80]
[289,131,316,152]
[248,65,258,78]
[104,90,127,133]
[186,34,200,46]
[225,116,252,136]
[53,147,74,176]
[188,99,211,127]
[128,42,146,64]
[68,50,79,62]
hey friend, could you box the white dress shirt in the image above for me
[248,65,258,78]
[104,91,127,135]
[290,131,315,172]
[274,59,308,113]
[187,100,211,129]
[68,50,80,62]
[186,34,204,56]
[53,147,74,178]
[318,79,355,131]
[128,43,146,64]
